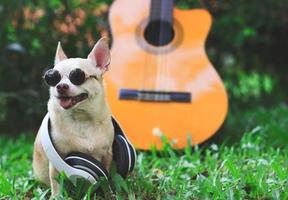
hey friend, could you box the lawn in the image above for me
[0,106,288,199]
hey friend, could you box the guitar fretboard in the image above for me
[150,0,174,24]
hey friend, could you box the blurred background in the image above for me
[0,0,287,146]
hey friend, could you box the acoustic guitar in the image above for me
[105,0,228,150]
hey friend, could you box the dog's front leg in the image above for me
[102,148,113,172]
[49,163,60,197]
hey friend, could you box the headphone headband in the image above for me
[40,113,136,185]
[40,113,97,184]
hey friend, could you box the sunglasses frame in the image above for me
[43,68,99,87]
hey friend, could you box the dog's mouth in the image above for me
[57,93,88,109]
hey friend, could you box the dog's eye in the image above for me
[69,68,86,85]
[44,69,61,87]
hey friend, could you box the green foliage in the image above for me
[205,0,288,101]
[225,71,274,100]
[224,104,288,148]
[0,127,287,199]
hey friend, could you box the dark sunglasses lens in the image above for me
[44,69,61,86]
[69,68,86,85]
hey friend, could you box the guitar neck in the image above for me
[149,0,174,23]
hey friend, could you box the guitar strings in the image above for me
[144,3,152,92]
[159,0,165,94]
[161,3,170,94]
[144,0,174,97]
[157,4,164,98]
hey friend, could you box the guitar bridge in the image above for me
[119,89,191,103]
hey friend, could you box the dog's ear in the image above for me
[87,37,110,74]
[55,42,67,65]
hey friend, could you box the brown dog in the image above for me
[33,38,114,196]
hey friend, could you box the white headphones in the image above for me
[40,113,136,185]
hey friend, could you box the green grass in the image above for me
[0,131,287,199]
[0,106,288,199]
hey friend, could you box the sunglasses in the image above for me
[43,68,98,86]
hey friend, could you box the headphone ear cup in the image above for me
[65,152,109,181]
[111,117,136,174]
[112,136,130,178]
[127,142,135,172]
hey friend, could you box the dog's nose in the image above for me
[56,83,69,94]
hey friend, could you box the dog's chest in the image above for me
[52,120,114,160]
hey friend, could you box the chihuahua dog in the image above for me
[33,38,114,196]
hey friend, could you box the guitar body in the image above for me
[106,0,228,150]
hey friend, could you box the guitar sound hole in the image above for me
[144,20,175,46]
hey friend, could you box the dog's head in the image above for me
[45,38,110,110]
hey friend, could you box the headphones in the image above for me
[40,113,136,185]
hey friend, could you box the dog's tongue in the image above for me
[59,98,73,109]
